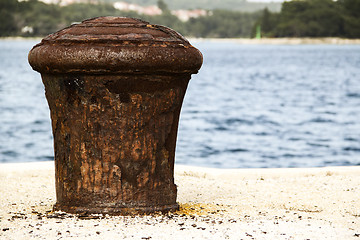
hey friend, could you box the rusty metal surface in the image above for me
[29,17,202,214]
[45,74,189,214]
[28,17,203,75]
[28,17,202,215]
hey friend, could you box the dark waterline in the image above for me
[1,40,360,168]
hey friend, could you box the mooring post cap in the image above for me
[28,16,203,75]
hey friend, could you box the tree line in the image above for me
[102,0,281,13]
[1,0,359,38]
[258,0,360,38]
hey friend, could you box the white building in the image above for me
[113,2,162,16]
[171,9,207,22]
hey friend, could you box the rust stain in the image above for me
[176,203,227,216]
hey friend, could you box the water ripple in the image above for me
[2,40,360,168]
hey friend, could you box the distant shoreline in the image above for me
[189,37,360,45]
[2,37,360,45]
[0,37,42,42]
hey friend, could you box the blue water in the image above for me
[1,39,360,168]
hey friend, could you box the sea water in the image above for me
[1,39,360,168]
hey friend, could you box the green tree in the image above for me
[274,0,343,37]
[339,0,360,38]
[185,10,259,38]
[157,0,169,13]
[61,2,119,25]
[17,0,62,36]
[0,0,18,36]
[255,7,279,37]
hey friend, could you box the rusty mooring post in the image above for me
[28,17,202,215]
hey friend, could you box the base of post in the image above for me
[53,202,179,216]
